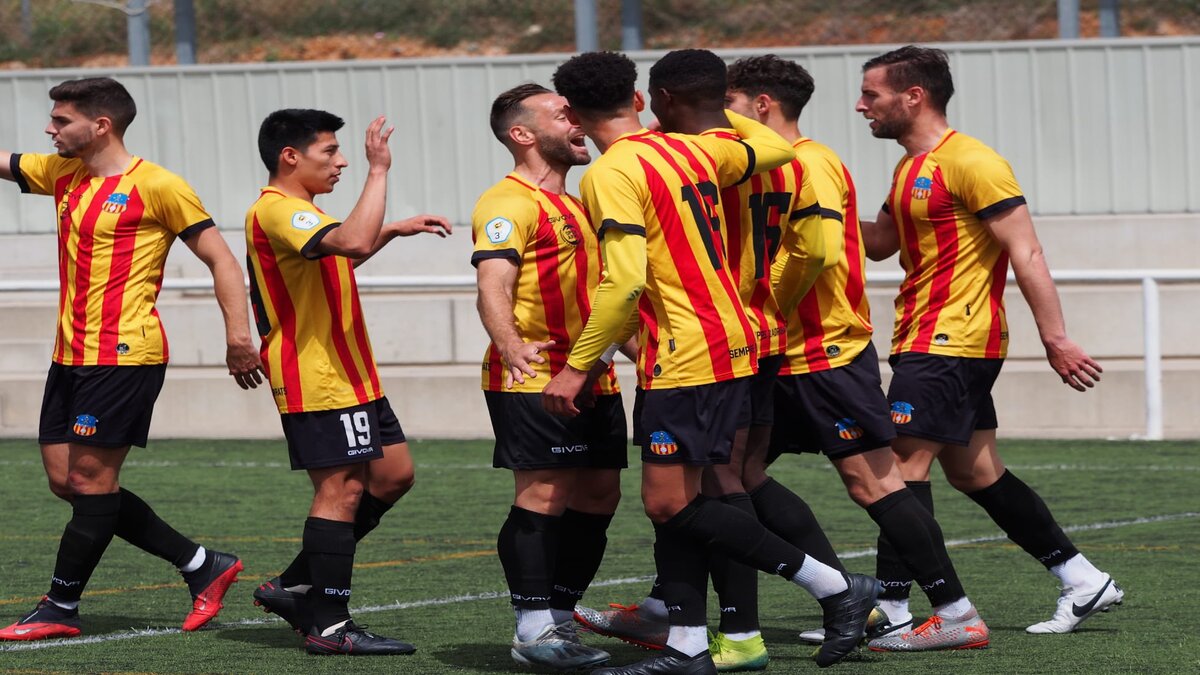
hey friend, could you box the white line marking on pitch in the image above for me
[2,511,1195,653]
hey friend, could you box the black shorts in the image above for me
[38,363,166,449]
[769,342,895,462]
[638,377,751,466]
[738,354,784,429]
[280,397,406,471]
[886,352,1004,447]
[485,391,628,471]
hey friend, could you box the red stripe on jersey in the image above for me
[97,186,146,364]
[545,192,592,316]
[251,215,304,410]
[841,165,867,319]
[345,271,382,396]
[639,293,659,388]
[533,205,569,376]
[53,174,77,363]
[795,288,830,372]
[486,343,504,390]
[985,252,1009,358]
[639,156,736,380]
[893,157,928,352]
[319,258,369,404]
[67,177,121,365]
[911,166,959,352]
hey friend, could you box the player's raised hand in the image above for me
[500,339,554,389]
[364,115,394,172]
[226,337,265,390]
[1044,337,1102,392]
[390,214,452,238]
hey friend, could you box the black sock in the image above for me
[666,494,807,579]
[280,492,395,588]
[654,523,708,627]
[875,480,930,601]
[867,488,965,607]
[966,470,1079,568]
[749,477,846,572]
[114,488,200,569]
[48,492,122,604]
[710,493,760,634]
[549,509,613,612]
[496,506,560,609]
[303,517,356,633]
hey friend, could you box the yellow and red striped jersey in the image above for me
[470,172,619,395]
[245,188,383,414]
[13,153,213,366]
[883,129,1023,359]
[779,138,874,376]
[577,129,760,390]
[703,130,823,359]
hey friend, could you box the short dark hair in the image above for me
[489,82,552,146]
[648,49,727,108]
[48,77,137,135]
[257,109,345,175]
[862,45,954,114]
[726,54,815,120]
[552,51,637,116]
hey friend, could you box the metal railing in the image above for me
[1,269,1195,440]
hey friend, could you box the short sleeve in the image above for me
[800,150,847,224]
[949,148,1026,220]
[15,153,81,195]
[260,196,341,260]
[470,190,538,267]
[146,171,216,240]
[580,164,647,240]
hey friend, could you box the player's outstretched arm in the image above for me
[724,111,794,174]
[476,257,553,389]
[185,227,264,390]
[985,203,1101,392]
[862,208,901,261]
[0,151,14,182]
[351,214,452,268]
[771,210,827,317]
[318,116,393,259]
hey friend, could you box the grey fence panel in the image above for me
[1,38,1196,235]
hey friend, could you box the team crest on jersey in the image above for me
[911,177,932,200]
[825,344,841,358]
[649,431,678,456]
[834,418,864,440]
[73,414,98,437]
[890,401,914,425]
[934,333,950,346]
[291,211,321,230]
[102,193,129,214]
[486,217,514,244]
[559,221,580,247]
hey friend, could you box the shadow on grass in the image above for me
[213,625,304,650]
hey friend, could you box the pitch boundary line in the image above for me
[2,510,1195,653]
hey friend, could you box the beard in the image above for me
[538,134,589,167]
[869,100,912,140]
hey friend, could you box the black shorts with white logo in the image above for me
[738,354,784,429]
[886,351,1004,447]
[38,363,167,449]
[769,342,895,462]
[486,391,627,471]
[280,396,405,471]
[638,377,751,466]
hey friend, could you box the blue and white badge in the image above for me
[485,217,514,244]
[291,211,321,230]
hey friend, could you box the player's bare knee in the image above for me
[46,476,73,501]
[642,495,685,524]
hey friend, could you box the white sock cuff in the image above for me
[180,546,206,573]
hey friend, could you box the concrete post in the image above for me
[574,0,598,52]
[127,0,151,66]
[174,0,197,65]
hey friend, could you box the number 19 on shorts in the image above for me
[339,411,372,448]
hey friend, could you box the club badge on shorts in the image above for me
[73,414,99,437]
[890,401,914,425]
[648,431,678,456]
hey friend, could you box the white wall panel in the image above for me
[0,38,1195,235]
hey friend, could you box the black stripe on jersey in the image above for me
[178,218,215,241]
[10,153,30,194]
[301,223,340,260]
[789,203,821,221]
[817,207,844,223]
[470,249,520,267]
[598,219,646,239]
[881,201,891,214]
[246,254,273,338]
[733,140,756,186]
[975,195,1027,221]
